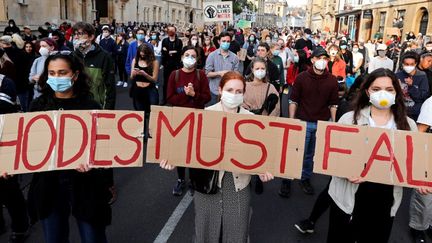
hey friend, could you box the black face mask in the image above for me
[0,48,4,58]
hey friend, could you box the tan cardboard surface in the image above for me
[0,110,144,175]
[314,121,432,189]
[147,106,306,179]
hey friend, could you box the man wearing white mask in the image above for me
[96,25,116,60]
[287,47,339,195]
[368,44,394,73]
[396,51,429,120]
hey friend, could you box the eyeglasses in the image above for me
[49,50,73,56]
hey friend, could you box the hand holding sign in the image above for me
[160,159,176,171]
[259,172,274,182]
[76,163,92,173]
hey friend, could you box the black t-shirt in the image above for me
[30,95,101,111]
[229,40,241,54]
[294,38,313,51]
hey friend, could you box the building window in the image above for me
[378,11,386,33]
[419,9,429,35]
[60,0,68,19]
[96,0,108,18]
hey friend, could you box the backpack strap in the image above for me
[195,69,201,82]
[175,69,180,84]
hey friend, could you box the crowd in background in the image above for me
[1,17,432,243]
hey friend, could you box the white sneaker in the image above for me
[123,82,128,88]
[116,81,123,86]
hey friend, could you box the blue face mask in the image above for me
[272,50,280,56]
[220,42,230,51]
[136,34,145,41]
[47,76,74,92]
[151,35,157,40]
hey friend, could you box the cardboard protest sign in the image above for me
[238,48,247,61]
[147,106,306,179]
[204,1,233,23]
[0,110,144,175]
[314,121,432,189]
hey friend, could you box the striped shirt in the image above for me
[205,49,240,95]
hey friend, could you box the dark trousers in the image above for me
[327,182,394,243]
[40,177,107,243]
[309,180,331,223]
[117,58,128,82]
[0,177,29,233]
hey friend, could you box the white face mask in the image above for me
[191,39,198,46]
[253,69,266,79]
[378,50,386,57]
[369,90,395,109]
[352,48,359,53]
[221,91,244,109]
[403,65,416,74]
[39,47,50,56]
[182,56,196,69]
[102,32,109,38]
[426,46,432,51]
[314,59,327,71]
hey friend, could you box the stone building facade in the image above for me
[0,0,204,30]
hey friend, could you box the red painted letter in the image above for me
[269,122,303,174]
[155,111,195,164]
[196,113,226,167]
[0,117,25,170]
[322,125,359,170]
[90,112,116,166]
[360,132,404,182]
[57,114,88,168]
[22,115,56,171]
[406,135,432,187]
[114,113,144,165]
[231,119,267,170]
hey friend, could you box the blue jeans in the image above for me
[41,177,107,243]
[302,122,317,180]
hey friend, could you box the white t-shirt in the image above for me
[417,96,432,126]
[352,52,363,68]
[368,57,394,73]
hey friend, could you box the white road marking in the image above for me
[153,193,193,243]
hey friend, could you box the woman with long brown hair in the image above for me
[130,43,159,112]
[327,68,418,243]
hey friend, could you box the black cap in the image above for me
[311,47,329,58]
[339,40,348,46]
[304,28,312,35]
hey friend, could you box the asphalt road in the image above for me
[0,87,420,243]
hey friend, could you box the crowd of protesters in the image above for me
[1,17,432,243]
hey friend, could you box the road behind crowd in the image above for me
[0,87,416,243]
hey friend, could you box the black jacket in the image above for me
[28,95,113,226]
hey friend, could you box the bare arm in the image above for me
[289,103,297,119]
[330,106,337,122]
[130,58,136,79]
[418,123,430,132]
